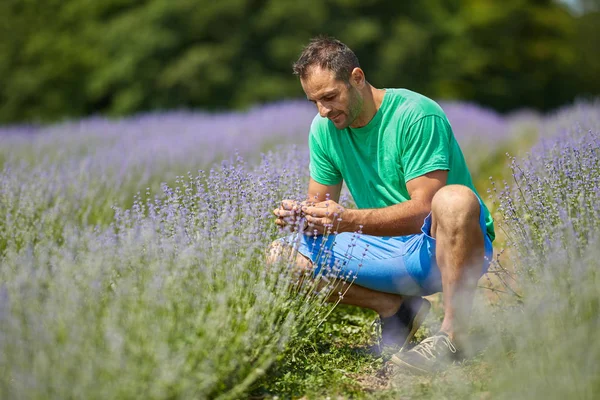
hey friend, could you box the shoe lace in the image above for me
[413,334,457,360]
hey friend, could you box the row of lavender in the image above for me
[0,104,320,398]
[1,100,528,182]
[0,99,540,236]
[0,100,530,255]
[0,102,317,252]
[0,99,598,398]
[0,102,318,229]
[483,100,600,398]
[0,149,343,399]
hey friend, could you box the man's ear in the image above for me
[349,68,366,89]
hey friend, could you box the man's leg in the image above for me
[268,241,404,317]
[430,185,484,344]
[267,240,429,348]
[392,184,486,373]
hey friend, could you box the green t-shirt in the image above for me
[308,88,495,241]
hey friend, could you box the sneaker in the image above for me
[390,331,460,374]
[380,297,431,350]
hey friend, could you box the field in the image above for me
[0,99,599,399]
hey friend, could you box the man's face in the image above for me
[300,66,363,130]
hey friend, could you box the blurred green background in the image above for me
[0,0,598,124]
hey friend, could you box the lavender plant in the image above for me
[482,101,600,398]
[486,233,600,399]
[493,114,600,270]
[0,101,317,256]
[0,101,316,171]
[0,148,346,399]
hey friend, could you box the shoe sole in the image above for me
[389,355,431,375]
[398,298,431,351]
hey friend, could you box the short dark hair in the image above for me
[292,36,360,82]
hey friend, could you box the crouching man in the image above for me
[271,36,494,374]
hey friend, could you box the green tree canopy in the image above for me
[0,0,597,123]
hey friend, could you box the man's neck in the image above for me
[350,86,385,128]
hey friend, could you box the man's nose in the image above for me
[317,102,331,118]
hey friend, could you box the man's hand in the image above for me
[302,199,350,235]
[273,199,308,232]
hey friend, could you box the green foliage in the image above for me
[1,0,598,123]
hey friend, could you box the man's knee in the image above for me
[266,240,285,266]
[266,240,313,273]
[431,185,480,231]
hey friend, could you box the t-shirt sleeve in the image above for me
[401,115,452,183]
[308,121,343,185]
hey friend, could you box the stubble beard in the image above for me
[346,87,363,128]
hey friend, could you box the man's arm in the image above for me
[306,177,342,203]
[303,170,447,236]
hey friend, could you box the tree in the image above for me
[0,0,596,123]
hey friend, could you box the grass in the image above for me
[251,291,506,399]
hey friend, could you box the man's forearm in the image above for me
[342,200,430,237]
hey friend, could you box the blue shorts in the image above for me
[283,201,493,296]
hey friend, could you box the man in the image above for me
[271,36,494,374]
